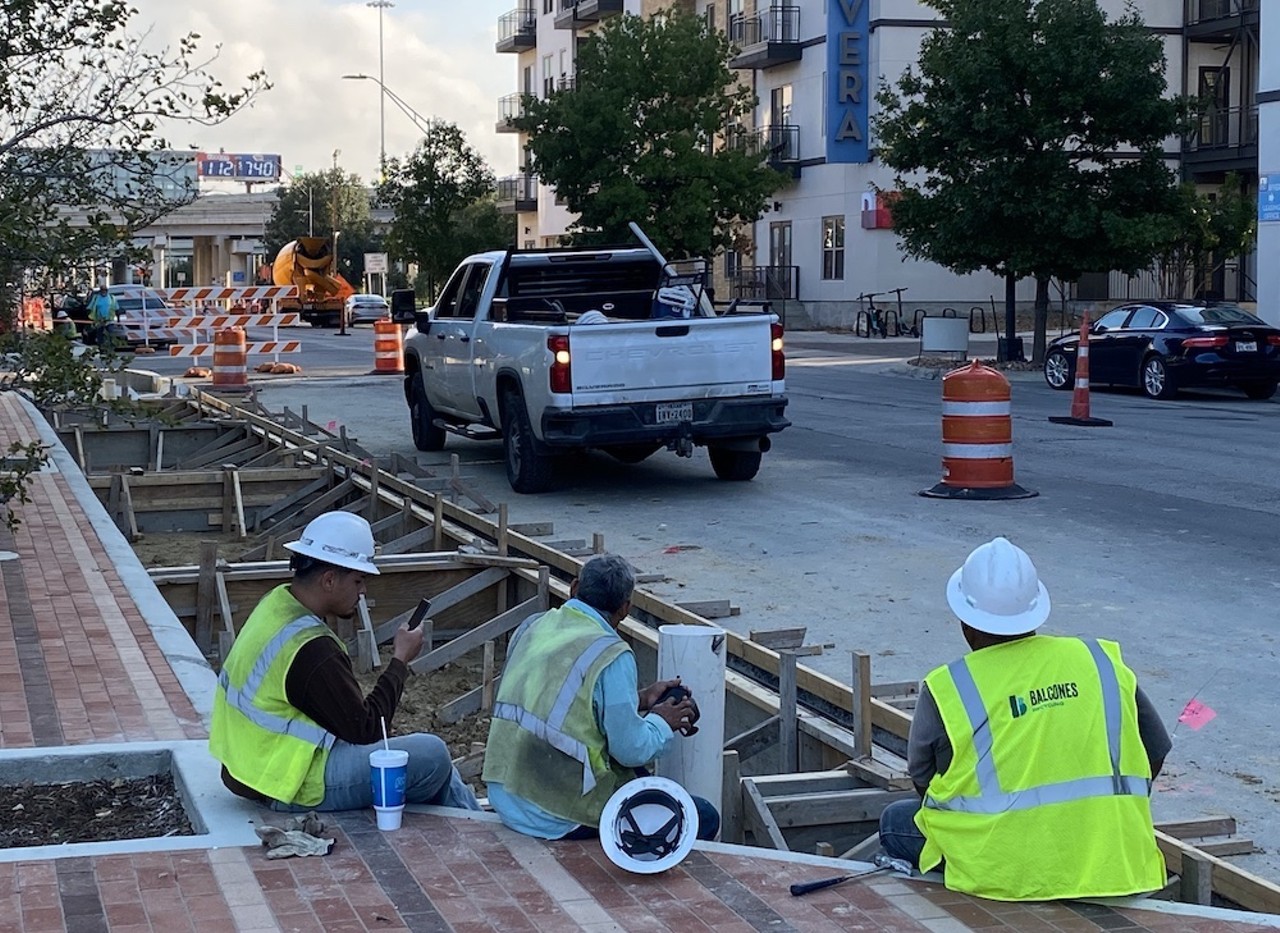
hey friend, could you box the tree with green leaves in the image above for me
[264,170,376,286]
[377,120,509,298]
[874,0,1185,362]
[516,8,784,259]
[0,1,268,291]
[1152,177,1255,301]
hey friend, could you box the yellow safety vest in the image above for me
[209,585,342,806]
[482,604,632,827]
[917,635,1165,901]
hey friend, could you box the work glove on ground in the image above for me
[254,812,335,859]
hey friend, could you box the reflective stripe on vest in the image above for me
[925,638,1150,815]
[491,633,619,794]
[217,614,335,750]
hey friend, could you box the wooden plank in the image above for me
[1180,851,1213,906]
[432,494,444,551]
[748,771,860,797]
[481,640,496,712]
[840,831,883,862]
[815,842,834,858]
[380,523,441,557]
[73,426,87,473]
[1155,830,1280,914]
[721,750,743,845]
[852,651,872,759]
[438,677,502,725]
[741,779,789,851]
[765,788,916,829]
[496,504,509,556]
[844,757,914,792]
[118,474,140,541]
[458,554,542,570]
[509,521,553,537]
[182,435,260,471]
[354,594,379,673]
[723,716,779,763]
[231,469,246,539]
[452,748,485,783]
[194,541,219,657]
[1156,818,1238,840]
[592,532,604,554]
[251,475,332,531]
[871,681,920,700]
[676,599,739,619]
[1198,839,1256,858]
[750,627,807,650]
[779,651,798,773]
[409,596,541,675]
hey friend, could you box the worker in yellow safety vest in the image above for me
[878,537,1170,901]
[209,511,479,813]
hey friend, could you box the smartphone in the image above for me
[406,598,431,631]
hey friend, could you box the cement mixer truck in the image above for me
[272,237,355,327]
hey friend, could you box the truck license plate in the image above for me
[1236,341,1257,353]
[655,402,693,424]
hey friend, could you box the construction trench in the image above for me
[12,370,1280,920]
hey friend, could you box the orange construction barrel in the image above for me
[211,326,249,391]
[920,360,1036,500]
[372,319,404,375]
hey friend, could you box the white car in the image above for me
[345,294,390,324]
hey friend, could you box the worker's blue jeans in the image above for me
[878,798,927,868]
[270,733,481,813]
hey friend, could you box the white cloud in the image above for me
[128,0,519,183]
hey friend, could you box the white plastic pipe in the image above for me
[655,624,727,820]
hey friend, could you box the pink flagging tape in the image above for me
[1178,699,1217,731]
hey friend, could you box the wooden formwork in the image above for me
[59,387,1280,916]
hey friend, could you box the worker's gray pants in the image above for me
[270,733,480,813]
[878,798,927,868]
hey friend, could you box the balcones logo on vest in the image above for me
[1008,681,1080,719]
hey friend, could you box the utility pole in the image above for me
[368,1,395,175]
[333,149,349,337]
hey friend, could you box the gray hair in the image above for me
[576,553,635,614]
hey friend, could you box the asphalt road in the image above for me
[147,327,1280,881]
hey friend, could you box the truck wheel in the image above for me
[409,374,446,451]
[709,447,762,482]
[502,389,556,493]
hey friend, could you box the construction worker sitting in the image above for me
[483,553,720,841]
[209,511,479,814]
[878,537,1169,901]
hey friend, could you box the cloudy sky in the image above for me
[130,0,519,184]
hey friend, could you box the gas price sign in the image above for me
[196,152,282,180]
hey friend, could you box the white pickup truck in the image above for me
[401,243,789,493]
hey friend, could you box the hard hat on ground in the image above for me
[284,511,380,575]
[599,776,699,874]
[946,536,1049,636]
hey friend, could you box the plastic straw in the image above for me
[381,717,390,751]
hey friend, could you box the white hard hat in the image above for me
[284,512,380,575]
[946,537,1049,635]
[576,310,609,325]
[598,776,699,874]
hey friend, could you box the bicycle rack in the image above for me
[882,309,903,337]
[969,306,994,334]
[854,309,872,338]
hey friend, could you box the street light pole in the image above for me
[368,1,395,174]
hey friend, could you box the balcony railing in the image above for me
[729,6,800,45]
[726,124,800,164]
[1185,105,1258,152]
[554,0,590,29]
[557,76,576,92]
[496,94,529,133]
[1184,0,1259,27]
[496,174,538,213]
[727,266,799,302]
[496,6,537,53]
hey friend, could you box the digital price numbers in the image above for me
[196,153,281,180]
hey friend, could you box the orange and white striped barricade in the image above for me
[372,319,404,374]
[921,360,1037,500]
[1048,312,1112,427]
[211,327,249,391]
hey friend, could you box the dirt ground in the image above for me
[0,774,193,849]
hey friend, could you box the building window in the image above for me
[543,55,554,97]
[725,249,740,278]
[705,2,716,31]
[822,216,845,280]
[543,0,553,12]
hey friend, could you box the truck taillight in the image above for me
[771,323,785,381]
[548,334,571,394]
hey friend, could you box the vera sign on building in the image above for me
[827,0,871,163]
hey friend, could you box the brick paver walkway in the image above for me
[1,391,1276,932]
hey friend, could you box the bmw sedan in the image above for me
[1043,302,1280,400]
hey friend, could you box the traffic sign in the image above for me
[365,252,389,274]
[1260,172,1280,223]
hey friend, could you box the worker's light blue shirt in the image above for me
[487,598,673,838]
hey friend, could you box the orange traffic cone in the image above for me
[1048,312,1112,427]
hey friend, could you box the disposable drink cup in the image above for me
[370,748,409,831]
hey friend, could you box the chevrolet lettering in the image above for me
[401,235,789,493]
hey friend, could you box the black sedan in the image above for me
[1043,302,1280,400]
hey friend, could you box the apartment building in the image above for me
[498,1,1265,326]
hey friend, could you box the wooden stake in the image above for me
[432,493,444,551]
[592,532,604,554]
[1181,851,1213,906]
[779,650,798,774]
[721,750,743,844]
[482,640,496,711]
[497,503,509,556]
[853,650,872,758]
[194,541,219,657]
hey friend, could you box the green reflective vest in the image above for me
[209,585,341,806]
[482,604,632,827]
[917,635,1165,900]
